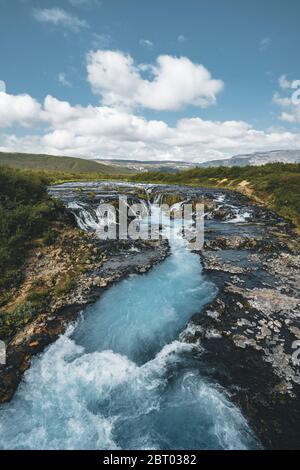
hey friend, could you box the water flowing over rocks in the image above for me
[0,186,169,403]
[111,181,299,448]
[0,180,299,449]
[46,182,300,448]
[0,182,258,451]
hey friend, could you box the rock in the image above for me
[211,208,231,220]
[182,186,300,448]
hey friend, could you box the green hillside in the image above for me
[0,152,132,175]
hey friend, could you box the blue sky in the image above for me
[0,0,300,162]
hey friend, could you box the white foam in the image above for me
[227,210,251,223]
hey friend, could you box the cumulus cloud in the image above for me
[1,60,300,161]
[43,95,77,125]
[87,50,224,110]
[33,7,89,32]
[1,89,300,161]
[273,75,300,123]
[0,91,41,127]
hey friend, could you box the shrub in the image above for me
[0,302,36,340]
[0,166,60,288]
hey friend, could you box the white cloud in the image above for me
[43,95,77,125]
[0,80,6,93]
[259,37,271,52]
[33,7,89,32]
[139,39,154,48]
[43,129,76,150]
[87,51,141,108]
[273,92,291,108]
[2,60,300,162]
[0,91,41,127]
[58,73,72,87]
[1,89,300,162]
[278,74,292,90]
[177,35,187,43]
[87,50,224,110]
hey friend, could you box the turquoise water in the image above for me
[0,206,259,450]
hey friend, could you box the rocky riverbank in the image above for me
[137,181,300,448]
[0,212,169,403]
[180,190,300,449]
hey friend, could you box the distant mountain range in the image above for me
[96,150,300,172]
[95,158,196,173]
[196,150,300,168]
[1,149,299,176]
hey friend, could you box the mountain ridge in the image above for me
[197,149,300,168]
[1,149,300,174]
[96,149,300,171]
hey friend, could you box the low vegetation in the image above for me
[0,166,101,341]
[0,166,63,289]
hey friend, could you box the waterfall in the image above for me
[67,201,117,232]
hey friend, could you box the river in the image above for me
[0,183,259,450]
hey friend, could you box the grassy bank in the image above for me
[14,168,126,185]
[0,166,104,341]
[0,166,65,289]
[130,163,300,230]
